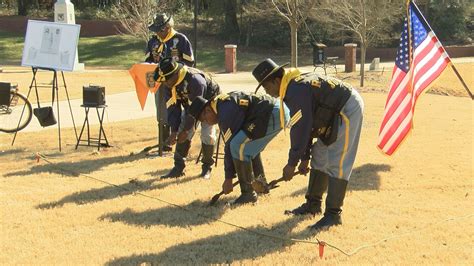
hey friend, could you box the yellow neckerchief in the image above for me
[210,94,230,114]
[278,68,302,129]
[210,99,218,114]
[166,66,188,108]
[157,28,177,54]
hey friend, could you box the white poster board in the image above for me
[21,20,81,72]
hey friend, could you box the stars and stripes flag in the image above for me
[377,1,451,155]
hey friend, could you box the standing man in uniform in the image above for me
[188,91,290,205]
[252,58,364,230]
[154,58,221,179]
[146,13,194,153]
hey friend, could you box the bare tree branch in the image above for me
[270,0,319,66]
[312,0,403,86]
[272,0,291,22]
[112,0,173,45]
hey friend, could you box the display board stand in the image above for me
[12,67,78,151]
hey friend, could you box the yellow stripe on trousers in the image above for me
[239,137,251,161]
[338,112,350,179]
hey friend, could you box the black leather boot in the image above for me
[157,123,172,152]
[285,170,328,216]
[162,124,172,152]
[251,154,269,194]
[310,177,348,230]
[161,140,191,179]
[200,143,214,179]
[228,159,257,206]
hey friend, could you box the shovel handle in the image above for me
[209,180,239,206]
[267,170,303,190]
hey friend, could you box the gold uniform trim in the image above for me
[182,53,194,62]
[294,76,304,82]
[287,109,302,128]
[327,78,339,89]
[166,98,175,108]
[311,79,321,88]
[223,129,232,143]
[239,99,249,106]
[239,137,251,161]
[338,112,350,179]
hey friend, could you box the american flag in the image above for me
[377,1,451,156]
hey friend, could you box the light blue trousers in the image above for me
[311,90,364,181]
[230,102,290,161]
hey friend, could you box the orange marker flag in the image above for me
[128,63,161,110]
[318,241,325,259]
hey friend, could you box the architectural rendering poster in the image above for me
[21,20,80,71]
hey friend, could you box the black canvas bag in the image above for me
[0,82,11,106]
[33,106,56,127]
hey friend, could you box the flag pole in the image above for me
[407,0,412,67]
[411,0,473,100]
[449,64,474,100]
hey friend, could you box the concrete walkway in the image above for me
[19,57,473,133]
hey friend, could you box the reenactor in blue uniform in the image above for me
[146,13,194,153]
[146,13,194,65]
[188,92,290,205]
[154,58,221,179]
[252,59,364,230]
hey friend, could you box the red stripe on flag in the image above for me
[379,85,409,131]
[384,118,412,155]
[414,57,449,101]
[386,68,405,102]
[379,71,410,130]
[378,94,412,148]
[413,39,436,64]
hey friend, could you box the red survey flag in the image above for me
[377,1,451,155]
[128,63,161,110]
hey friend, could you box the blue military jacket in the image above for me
[213,92,277,179]
[145,32,194,66]
[215,100,246,179]
[165,68,220,132]
[284,73,352,166]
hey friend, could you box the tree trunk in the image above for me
[360,43,366,87]
[223,0,240,43]
[17,0,28,16]
[359,0,366,87]
[290,21,298,67]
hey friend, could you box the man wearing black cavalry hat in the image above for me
[146,13,195,153]
[146,13,194,65]
[252,58,364,230]
[188,91,289,205]
[155,58,221,179]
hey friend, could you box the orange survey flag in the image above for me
[128,63,161,110]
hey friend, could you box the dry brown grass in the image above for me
[1,67,133,103]
[1,63,473,264]
[336,62,474,98]
[2,63,472,104]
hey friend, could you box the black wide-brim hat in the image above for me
[154,57,183,82]
[188,96,209,120]
[148,13,172,32]
[252,58,289,93]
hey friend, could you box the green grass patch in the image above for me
[78,34,144,68]
[0,30,25,65]
[0,30,310,72]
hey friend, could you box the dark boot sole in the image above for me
[160,172,185,179]
[284,209,321,216]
